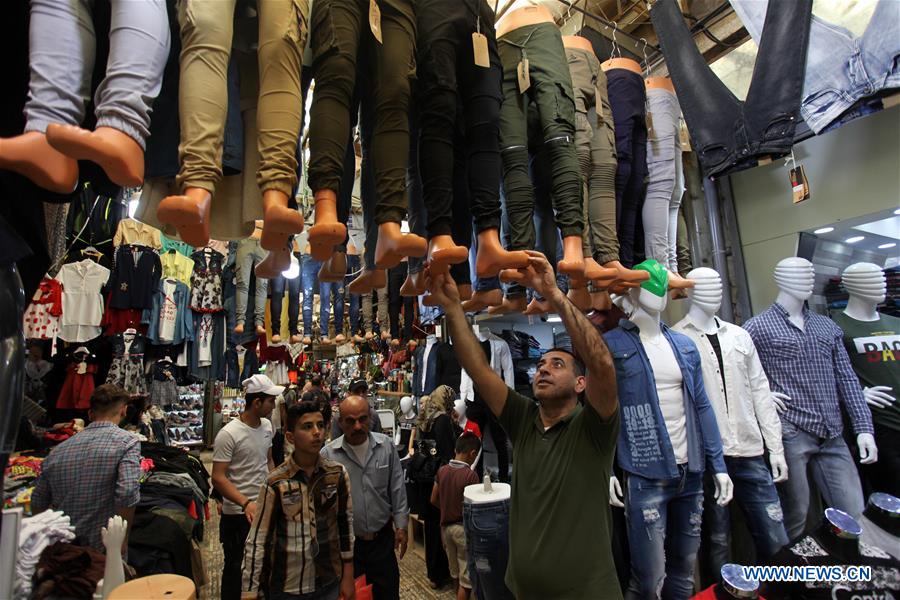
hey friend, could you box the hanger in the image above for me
[81,246,103,262]
[611,21,621,58]
[641,38,650,77]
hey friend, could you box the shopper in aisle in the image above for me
[242,401,355,600]
[426,251,623,599]
[431,433,481,600]
[212,374,279,600]
[32,384,140,554]
[322,395,409,600]
[331,379,383,440]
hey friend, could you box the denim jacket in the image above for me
[603,319,726,480]
[142,279,193,345]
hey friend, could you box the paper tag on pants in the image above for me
[473,32,490,68]
[790,164,810,203]
[369,0,383,44]
[517,58,530,93]
[645,110,654,134]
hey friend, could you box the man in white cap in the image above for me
[213,374,280,600]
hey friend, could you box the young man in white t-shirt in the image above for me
[213,374,278,600]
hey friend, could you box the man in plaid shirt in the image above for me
[32,384,141,552]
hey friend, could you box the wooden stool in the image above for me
[108,574,195,600]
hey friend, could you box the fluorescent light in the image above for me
[813,227,834,234]
[894,208,900,215]
[845,236,865,244]
[546,315,562,322]
[878,242,897,249]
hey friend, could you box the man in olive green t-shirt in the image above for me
[426,251,622,600]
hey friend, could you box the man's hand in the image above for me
[339,572,355,600]
[244,501,258,524]
[425,268,461,308]
[395,528,409,559]
[518,251,559,300]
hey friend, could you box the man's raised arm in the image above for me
[425,271,509,418]
[523,252,619,420]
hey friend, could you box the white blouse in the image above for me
[57,260,110,342]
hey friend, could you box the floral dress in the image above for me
[190,249,224,312]
[106,331,147,394]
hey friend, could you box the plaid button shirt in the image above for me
[242,454,354,596]
[744,303,873,438]
[31,422,141,551]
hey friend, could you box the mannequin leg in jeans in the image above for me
[300,254,321,343]
[346,254,362,338]
[234,239,268,334]
[1,0,169,193]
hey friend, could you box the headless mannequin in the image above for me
[841,262,896,410]
[771,257,878,462]
[496,5,585,278]
[682,267,788,481]
[609,285,734,507]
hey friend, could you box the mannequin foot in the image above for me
[381,331,392,340]
[318,251,347,283]
[348,268,387,294]
[603,260,650,285]
[375,222,427,269]
[461,289,503,313]
[487,295,527,315]
[584,257,618,281]
[255,246,292,279]
[271,333,281,343]
[309,190,347,260]
[256,325,266,336]
[474,230,530,278]
[0,131,78,193]
[290,334,302,344]
[567,286,592,311]
[427,235,468,270]
[400,270,426,297]
[302,336,312,345]
[157,187,212,247]
[499,269,526,284]
[262,190,304,243]
[458,283,473,301]
[321,336,333,345]
[234,323,245,334]
[335,333,346,344]
[46,125,143,187]
[668,270,695,290]
[523,297,552,315]
[591,290,612,311]
[364,332,374,341]
[352,334,365,344]
[557,236,585,277]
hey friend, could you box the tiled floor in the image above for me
[198,454,454,600]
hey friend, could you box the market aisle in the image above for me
[199,453,455,600]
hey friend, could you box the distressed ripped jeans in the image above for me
[463,499,515,600]
[624,467,704,600]
[700,456,788,585]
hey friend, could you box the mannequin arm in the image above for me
[609,476,624,507]
[863,386,896,409]
[832,329,875,435]
[521,252,618,420]
[743,335,784,456]
[857,433,878,465]
[713,473,734,506]
[427,271,508,417]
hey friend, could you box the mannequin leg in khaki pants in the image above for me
[159,0,307,252]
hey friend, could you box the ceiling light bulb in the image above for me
[878,242,896,249]
[813,227,834,234]
[845,236,865,244]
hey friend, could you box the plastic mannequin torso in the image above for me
[601,57,642,75]
[645,76,675,92]
[562,35,594,53]
[496,5,554,38]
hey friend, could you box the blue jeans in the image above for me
[346,254,361,335]
[701,456,788,583]
[625,467,704,600]
[319,276,345,336]
[778,420,865,540]
[270,255,302,335]
[463,499,515,600]
[300,254,321,337]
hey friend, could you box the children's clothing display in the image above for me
[108,245,163,310]
[56,260,110,343]
[106,331,148,395]
[23,277,63,348]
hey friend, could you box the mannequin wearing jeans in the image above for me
[269,255,302,344]
[307,0,426,268]
[832,263,900,498]
[495,6,585,286]
[157,0,309,253]
[234,234,268,336]
[0,0,170,192]
[605,260,733,599]
[673,267,789,584]
[744,257,877,540]
[300,253,321,345]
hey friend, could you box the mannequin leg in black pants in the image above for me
[0,263,26,541]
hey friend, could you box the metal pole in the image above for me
[702,176,735,323]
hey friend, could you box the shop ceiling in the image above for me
[500,0,749,73]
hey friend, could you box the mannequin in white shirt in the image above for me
[770,257,878,461]
[841,262,896,410]
[460,325,515,401]
[674,267,790,573]
[609,284,734,507]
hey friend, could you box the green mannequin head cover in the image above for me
[633,259,669,297]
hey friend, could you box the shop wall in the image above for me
[730,106,900,313]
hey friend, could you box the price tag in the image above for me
[645,109,654,134]
[77,361,87,375]
[790,164,810,204]
[369,0,382,44]
[679,120,691,152]
[517,58,530,93]
[473,33,489,67]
